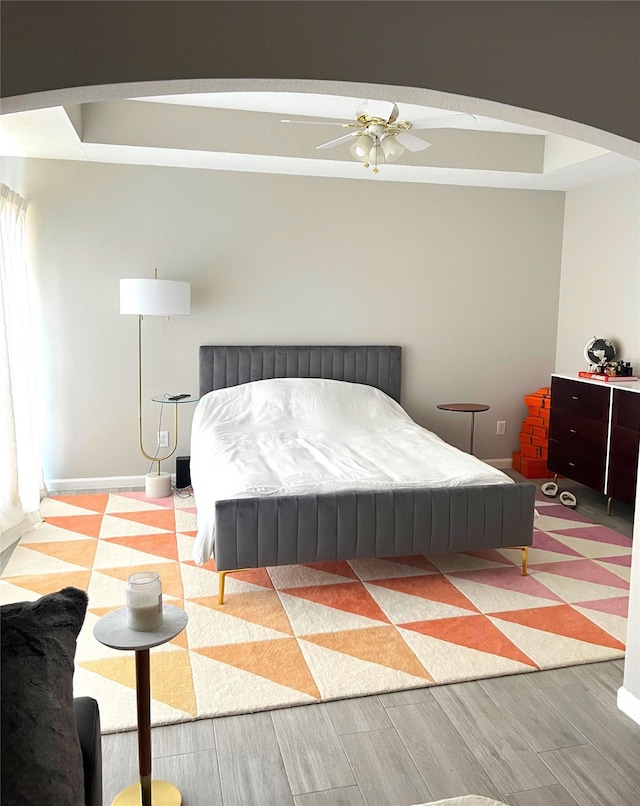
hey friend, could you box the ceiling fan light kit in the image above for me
[284,99,475,174]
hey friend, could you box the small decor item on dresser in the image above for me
[126,572,163,631]
[584,336,616,368]
[581,338,636,381]
[578,371,637,383]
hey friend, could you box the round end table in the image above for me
[437,403,490,455]
[94,605,188,806]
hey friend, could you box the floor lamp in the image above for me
[120,273,191,499]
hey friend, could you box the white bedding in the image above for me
[190,378,512,565]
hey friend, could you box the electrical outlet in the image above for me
[496,420,507,436]
[158,431,169,448]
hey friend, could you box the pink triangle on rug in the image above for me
[574,596,629,618]
[550,525,632,547]
[447,566,564,601]
[531,530,582,557]
[116,491,175,509]
[539,504,592,522]
[530,558,629,590]
[596,554,632,568]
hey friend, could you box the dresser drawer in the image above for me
[548,438,606,491]
[549,409,608,446]
[613,388,640,433]
[551,377,609,420]
[608,426,640,505]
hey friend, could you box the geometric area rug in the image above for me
[0,491,630,734]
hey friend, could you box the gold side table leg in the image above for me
[112,781,182,806]
[111,649,182,806]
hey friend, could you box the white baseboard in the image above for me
[45,475,175,493]
[617,686,640,726]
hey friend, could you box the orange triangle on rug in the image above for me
[50,494,109,514]
[43,514,103,538]
[25,538,98,569]
[491,603,625,650]
[194,637,321,699]
[3,569,92,597]
[104,532,180,562]
[79,648,197,716]
[400,613,537,667]
[300,561,360,580]
[282,581,390,622]
[193,590,294,635]
[110,509,176,532]
[369,574,480,613]
[302,625,434,681]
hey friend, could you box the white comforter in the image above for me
[190,378,512,565]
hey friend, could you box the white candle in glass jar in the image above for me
[126,571,163,631]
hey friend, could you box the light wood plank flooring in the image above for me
[102,660,639,806]
[101,475,637,806]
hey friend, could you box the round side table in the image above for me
[437,403,490,455]
[94,605,188,806]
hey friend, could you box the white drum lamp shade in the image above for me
[120,279,191,316]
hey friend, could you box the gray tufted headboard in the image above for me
[199,345,402,403]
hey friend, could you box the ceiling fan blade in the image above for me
[360,100,397,122]
[395,132,432,152]
[409,113,477,130]
[281,119,351,127]
[316,132,356,150]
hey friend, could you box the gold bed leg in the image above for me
[218,569,251,605]
[506,546,528,576]
[607,497,612,516]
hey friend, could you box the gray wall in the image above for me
[2,156,564,480]
[2,2,639,143]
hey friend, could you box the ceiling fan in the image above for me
[282,100,476,173]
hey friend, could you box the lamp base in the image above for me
[145,472,172,499]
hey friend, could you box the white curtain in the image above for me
[0,184,43,546]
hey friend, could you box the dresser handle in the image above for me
[569,462,576,467]
[569,429,577,434]
[571,395,579,400]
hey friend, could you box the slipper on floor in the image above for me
[541,481,558,498]
[559,491,577,508]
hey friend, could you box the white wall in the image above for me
[556,172,640,374]
[3,157,565,481]
[555,169,640,725]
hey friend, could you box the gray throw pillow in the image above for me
[1,587,88,805]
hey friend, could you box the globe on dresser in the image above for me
[584,337,616,367]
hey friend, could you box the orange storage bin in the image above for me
[524,394,544,407]
[512,451,553,479]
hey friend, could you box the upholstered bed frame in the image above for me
[198,346,536,602]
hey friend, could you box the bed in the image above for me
[192,346,535,602]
